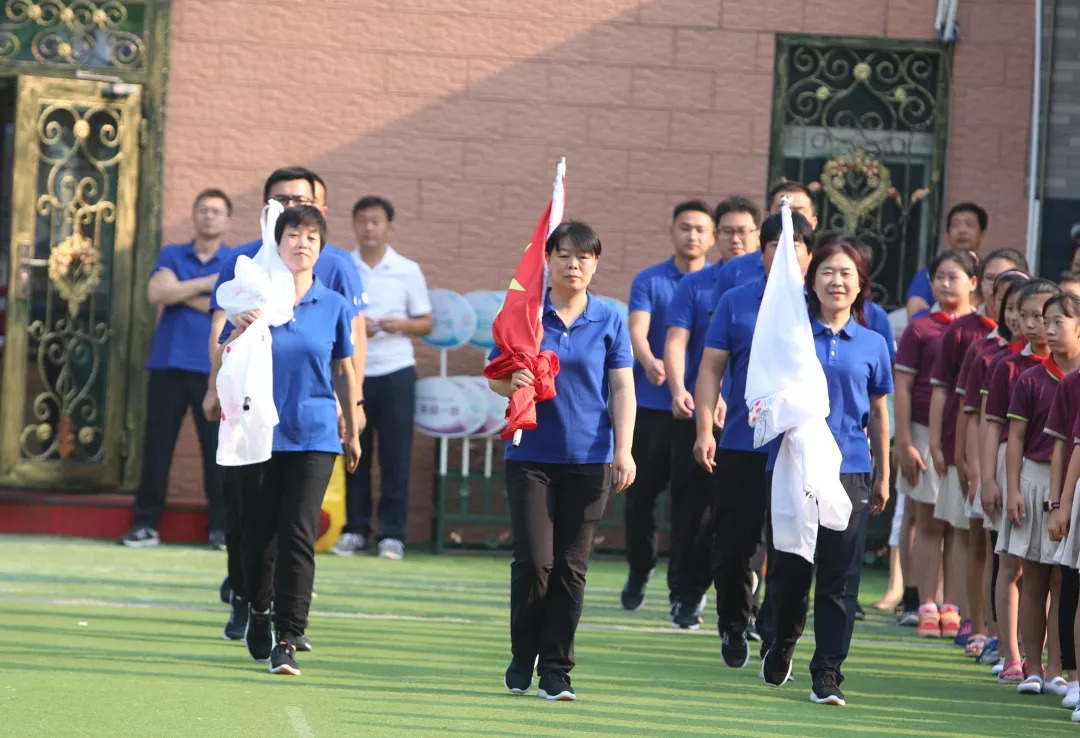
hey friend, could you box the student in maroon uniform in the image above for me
[894,250,977,640]
[1002,291,1080,695]
[1053,393,1080,719]
[984,279,1061,684]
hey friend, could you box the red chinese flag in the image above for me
[483,203,561,441]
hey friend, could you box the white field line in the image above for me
[285,706,314,738]
[0,595,953,650]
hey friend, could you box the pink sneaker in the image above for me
[997,659,1025,685]
[940,605,962,639]
[917,605,941,638]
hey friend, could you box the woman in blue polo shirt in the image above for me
[760,239,893,707]
[217,205,361,677]
[487,221,635,702]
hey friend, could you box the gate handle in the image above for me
[17,238,47,301]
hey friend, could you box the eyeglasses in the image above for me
[271,195,314,206]
[718,226,757,239]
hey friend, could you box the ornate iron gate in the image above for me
[769,35,952,309]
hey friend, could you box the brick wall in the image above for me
[158,0,1036,540]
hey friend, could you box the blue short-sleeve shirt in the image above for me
[489,292,633,465]
[147,242,232,374]
[768,316,894,473]
[704,276,780,455]
[665,262,739,406]
[714,250,766,299]
[628,257,687,411]
[906,267,933,307]
[223,278,354,455]
[210,240,367,316]
[864,300,897,362]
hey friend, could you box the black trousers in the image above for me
[1061,566,1079,672]
[767,473,871,683]
[133,369,225,532]
[623,409,678,597]
[670,419,715,604]
[344,366,416,541]
[223,465,261,600]
[242,451,336,641]
[712,449,773,637]
[506,461,611,677]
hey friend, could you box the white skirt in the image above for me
[934,466,970,530]
[1054,478,1080,569]
[997,460,1055,564]
[888,492,906,548]
[981,443,1007,533]
[897,423,942,505]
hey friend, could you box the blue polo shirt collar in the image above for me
[811,316,857,339]
[543,290,603,325]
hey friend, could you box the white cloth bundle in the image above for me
[214,200,296,466]
[745,202,850,563]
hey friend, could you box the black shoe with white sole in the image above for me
[761,645,794,687]
[671,601,702,630]
[223,595,248,641]
[810,672,846,706]
[117,527,159,548]
[537,672,575,701]
[745,616,762,642]
[295,634,312,652]
[620,574,648,611]
[269,643,300,675]
[504,659,534,694]
[245,608,273,661]
[721,631,750,668]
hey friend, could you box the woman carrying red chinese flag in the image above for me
[487,220,636,701]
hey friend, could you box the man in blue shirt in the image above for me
[694,212,815,668]
[905,202,988,318]
[203,167,367,645]
[663,195,762,629]
[119,189,233,550]
[620,200,713,611]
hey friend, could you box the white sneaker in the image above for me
[1062,680,1079,708]
[1045,676,1069,697]
[330,532,365,556]
[378,538,405,560]
[1017,675,1044,694]
[990,658,1005,676]
[1072,702,1080,722]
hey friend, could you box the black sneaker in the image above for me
[219,577,232,605]
[295,634,312,652]
[504,659,534,694]
[117,527,159,548]
[745,616,762,642]
[761,645,794,687]
[671,601,702,630]
[537,672,575,701]
[245,608,273,661]
[810,672,846,706]
[208,530,227,552]
[269,642,300,675]
[721,631,750,668]
[223,595,248,641]
[853,602,866,621]
[620,573,649,611]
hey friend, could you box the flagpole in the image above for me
[512,157,566,447]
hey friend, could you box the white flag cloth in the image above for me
[213,200,297,466]
[745,202,850,563]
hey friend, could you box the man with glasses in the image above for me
[663,195,762,629]
[202,166,367,646]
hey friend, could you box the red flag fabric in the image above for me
[483,202,561,440]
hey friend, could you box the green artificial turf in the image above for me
[0,536,1074,736]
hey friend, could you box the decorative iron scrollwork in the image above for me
[0,0,147,68]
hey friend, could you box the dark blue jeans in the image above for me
[344,366,416,542]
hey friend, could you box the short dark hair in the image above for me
[671,199,712,223]
[768,181,816,215]
[263,166,316,203]
[997,275,1030,342]
[1059,269,1080,285]
[821,234,873,270]
[311,171,327,203]
[1044,293,1080,321]
[194,188,232,215]
[947,202,989,232]
[760,211,814,249]
[274,205,326,251]
[930,249,979,279]
[545,220,601,258]
[980,248,1027,278]
[805,240,872,326]
[352,196,395,222]
[1017,279,1061,312]
[713,196,762,227]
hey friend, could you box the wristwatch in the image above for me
[1045,500,1062,512]
[356,399,365,407]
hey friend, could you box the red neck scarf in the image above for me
[978,315,997,331]
[930,311,956,325]
[1007,339,1026,354]
[1045,356,1066,381]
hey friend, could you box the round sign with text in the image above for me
[421,289,478,350]
[414,376,487,438]
[464,290,503,351]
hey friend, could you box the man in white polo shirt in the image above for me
[333,196,433,560]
